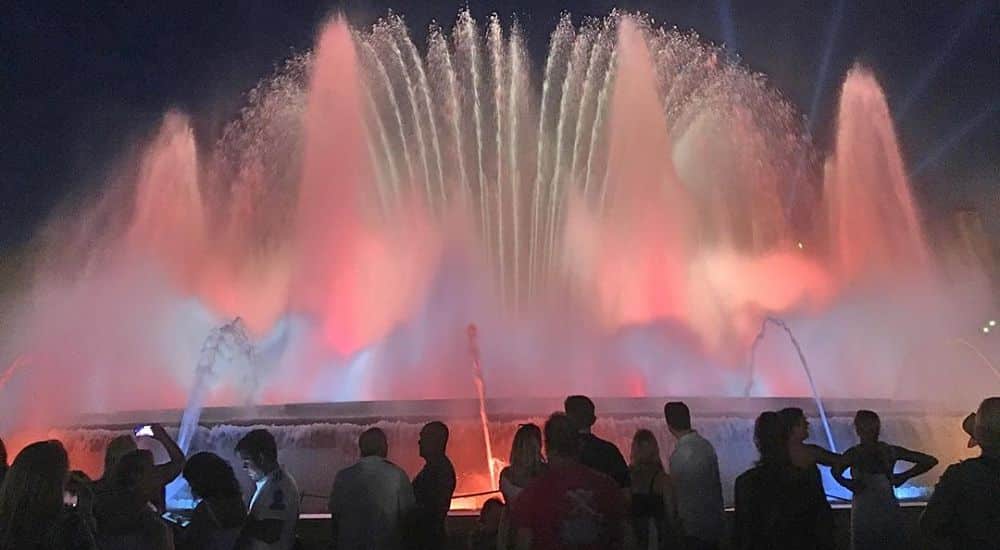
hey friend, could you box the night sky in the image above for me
[2,0,998,249]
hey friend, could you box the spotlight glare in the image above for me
[797,241,804,250]
[990,320,997,327]
[985,327,991,334]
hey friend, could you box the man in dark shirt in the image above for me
[564,395,630,488]
[921,397,1000,549]
[412,421,457,549]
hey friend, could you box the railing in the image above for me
[299,488,503,505]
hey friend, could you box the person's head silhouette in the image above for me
[564,395,597,433]
[974,397,1000,455]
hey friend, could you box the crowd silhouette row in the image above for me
[0,395,997,550]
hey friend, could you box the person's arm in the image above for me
[150,424,185,487]
[890,445,938,487]
[807,443,847,467]
[241,481,293,545]
[920,465,959,541]
[831,447,863,493]
[499,468,514,504]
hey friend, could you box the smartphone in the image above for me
[161,512,191,528]
[135,424,154,437]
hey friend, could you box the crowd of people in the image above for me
[0,395,996,549]
[0,426,301,550]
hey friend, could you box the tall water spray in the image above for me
[825,66,930,282]
[1,10,993,445]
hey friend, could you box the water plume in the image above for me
[0,13,993,487]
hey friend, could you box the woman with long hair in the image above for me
[177,452,246,550]
[629,429,676,550]
[93,449,173,550]
[735,411,787,549]
[499,423,546,503]
[498,423,546,549]
[0,439,97,550]
[776,407,846,549]
[833,410,937,550]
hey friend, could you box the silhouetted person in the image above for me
[0,435,7,486]
[498,423,547,549]
[629,429,678,550]
[0,440,98,550]
[93,424,185,512]
[412,421,456,550]
[511,412,628,550]
[177,452,246,550]
[467,498,503,550]
[735,410,834,550]
[235,429,299,550]
[777,407,842,550]
[964,412,979,448]
[832,410,937,550]
[734,411,781,550]
[664,401,724,550]
[922,396,1000,549]
[329,427,415,550]
[564,395,630,488]
[65,470,97,535]
[93,449,174,550]
[499,423,547,503]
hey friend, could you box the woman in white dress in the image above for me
[833,410,938,550]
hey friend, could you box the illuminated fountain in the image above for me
[0,11,995,510]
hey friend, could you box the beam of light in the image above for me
[912,100,999,176]
[716,0,737,56]
[897,0,988,121]
[807,0,846,133]
[0,354,32,391]
[953,338,1000,383]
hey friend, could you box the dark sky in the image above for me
[2,0,998,248]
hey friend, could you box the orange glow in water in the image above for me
[0,12,985,486]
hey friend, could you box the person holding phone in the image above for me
[234,429,299,550]
[94,424,185,513]
[93,449,174,550]
[0,440,99,550]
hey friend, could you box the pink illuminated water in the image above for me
[825,66,930,282]
[0,13,994,475]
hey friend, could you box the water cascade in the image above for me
[0,10,994,509]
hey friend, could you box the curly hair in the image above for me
[183,452,242,500]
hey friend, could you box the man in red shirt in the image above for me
[512,412,629,550]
